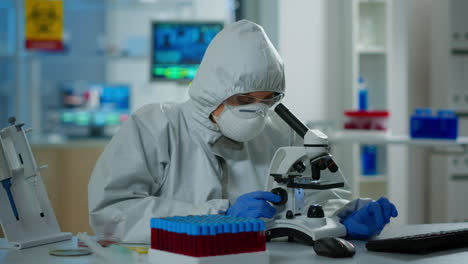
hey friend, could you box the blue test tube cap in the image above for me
[239,221,246,233]
[223,222,231,234]
[209,224,216,235]
[358,75,364,84]
[150,218,157,229]
[190,224,199,236]
[232,221,239,234]
[151,215,268,235]
[414,108,432,116]
[201,224,209,236]
[437,109,456,118]
[245,220,253,232]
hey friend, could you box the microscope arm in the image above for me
[274,104,329,146]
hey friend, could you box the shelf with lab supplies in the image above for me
[357,0,387,50]
[42,82,131,139]
[329,130,468,149]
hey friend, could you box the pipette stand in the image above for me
[0,117,71,249]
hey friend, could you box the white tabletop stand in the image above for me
[0,120,71,249]
[0,170,72,249]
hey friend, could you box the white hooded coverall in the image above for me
[88,20,364,244]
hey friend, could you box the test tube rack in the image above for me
[148,215,269,264]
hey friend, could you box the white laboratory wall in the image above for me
[105,0,232,112]
[278,0,327,122]
[257,0,279,50]
[406,0,432,224]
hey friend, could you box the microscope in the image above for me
[0,117,71,249]
[265,104,347,245]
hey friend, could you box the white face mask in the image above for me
[213,103,269,142]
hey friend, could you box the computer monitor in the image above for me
[59,82,130,137]
[150,21,223,81]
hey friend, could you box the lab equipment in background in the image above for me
[55,82,130,138]
[344,76,390,130]
[266,103,347,244]
[410,108,458,139]
[0,118,71,249]
[343,110,389,130]
[357,76,378,176]
[149,215,269,264]
[151,21,223,81]
[361,145,377,176]
[358,76,368,111]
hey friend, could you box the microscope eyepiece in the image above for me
[274,104,308,138]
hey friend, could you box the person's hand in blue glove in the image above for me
[342,197,398,239]
[226,191,281,218]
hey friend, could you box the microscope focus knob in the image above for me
[286,210,295,219]
[307,205,325,218]
[327,159,339,173]
[293,162,306,173]
[271,187,288,206]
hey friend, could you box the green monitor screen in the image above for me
[151,21,223,81]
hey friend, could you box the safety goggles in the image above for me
[224,92,284,107]
[222,93,284,119]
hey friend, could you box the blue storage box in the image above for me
[410,108,458,139]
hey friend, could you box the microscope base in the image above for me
[265,216,347,245]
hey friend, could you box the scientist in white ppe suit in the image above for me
[88,20,397,244]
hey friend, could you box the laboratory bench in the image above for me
[1,223,467,264]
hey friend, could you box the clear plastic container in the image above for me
[343,110,390,131]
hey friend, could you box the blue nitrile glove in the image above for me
[342,197,398,239]
[226,191,281,218]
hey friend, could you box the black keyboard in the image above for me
[366,228,468,254]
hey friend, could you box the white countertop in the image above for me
[1,223,468,264]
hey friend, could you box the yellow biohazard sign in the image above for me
[25,0,64,51]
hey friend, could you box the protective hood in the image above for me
[188,20,285,134]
